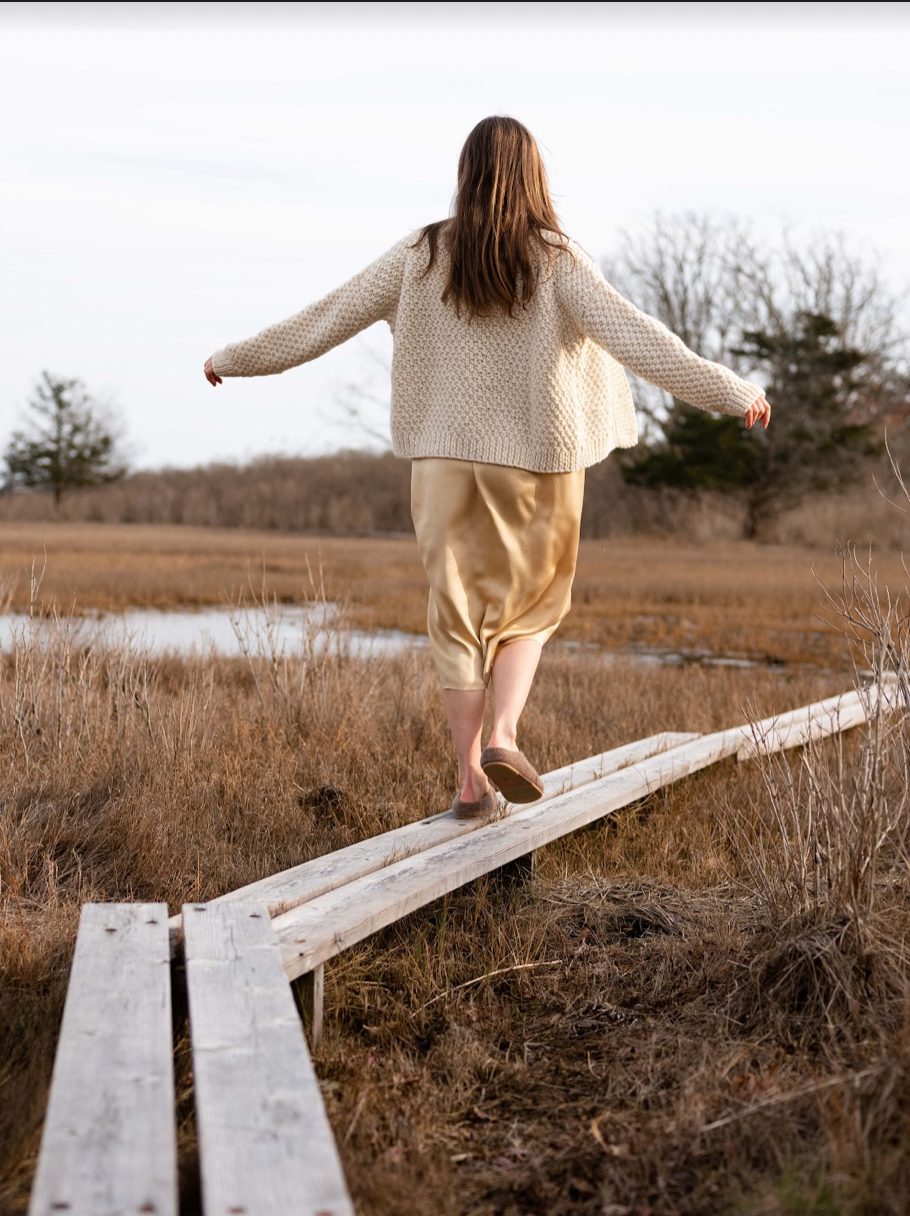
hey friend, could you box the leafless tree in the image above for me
[325,336,393,451]
[734,224,910,436]
[598,210,771,439]
[598,210,910,443]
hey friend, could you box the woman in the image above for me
[204,115,771,822]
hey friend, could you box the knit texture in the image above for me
[211,227,765,473]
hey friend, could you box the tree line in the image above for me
[4,213,909,539]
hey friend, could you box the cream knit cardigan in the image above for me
[210,228,765,474]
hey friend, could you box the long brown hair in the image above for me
[409,115,578,321]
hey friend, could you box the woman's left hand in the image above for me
[204,356,222,386]
[744,393,770,429]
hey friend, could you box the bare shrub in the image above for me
[723,437,910,1045]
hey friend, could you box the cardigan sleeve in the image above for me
[557,243,765,418]
[210,232,413,378]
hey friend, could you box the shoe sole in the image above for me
[481,760,544,804]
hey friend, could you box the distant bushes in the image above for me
[0,450,415,535]
[0,445,906,548]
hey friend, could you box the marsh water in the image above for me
[0,602,818,673]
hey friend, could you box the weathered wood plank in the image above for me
[273,734,747,978]
[734,680,900,760]
[538,732,699,795]
[27,903,176,1216]
[273,682,898,979]
[182,902,353,1216]
[167,730,697,949]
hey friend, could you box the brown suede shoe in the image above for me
[452,789,498,821]
[480,746,544,803]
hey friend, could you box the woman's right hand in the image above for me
[204,356,222,387]
[744,393,771,430]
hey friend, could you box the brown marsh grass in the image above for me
[3,520,908,672]
[2,475,910,1213]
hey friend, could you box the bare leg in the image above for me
[441,688,491,801]
[487,638,542,750]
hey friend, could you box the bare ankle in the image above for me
[487,727,518,751]
[460,767,491,801]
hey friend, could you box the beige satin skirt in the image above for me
[410,457,586,691]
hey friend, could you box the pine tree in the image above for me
[617,312,882,538]
[731,311,881,538]
[4,371,129,507]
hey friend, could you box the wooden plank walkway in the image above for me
[733,683,895,758]
[26,677,901,1214]
[167,729,697,950]
[183,902,354,1216]
[27,903,177,1216]
[273,681,900,981]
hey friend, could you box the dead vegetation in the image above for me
[2,465,910,1214]
[2,444,910,551]
[2,520,907,674]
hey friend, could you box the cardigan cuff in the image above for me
[730,378,765,416]
[211,348,237,378]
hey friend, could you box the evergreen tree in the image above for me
[4,371,129,507]
[617,311,882,538]
[731,311,881,538]
[618,403,757,492]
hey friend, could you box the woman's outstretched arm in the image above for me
[205,232,412,382]
[557,241,770,423]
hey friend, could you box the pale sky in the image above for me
[1,2,908,470]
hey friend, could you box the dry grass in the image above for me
[2,483,910,1213]
[3,521,908,673]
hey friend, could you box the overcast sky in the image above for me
[2,2,908,470]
